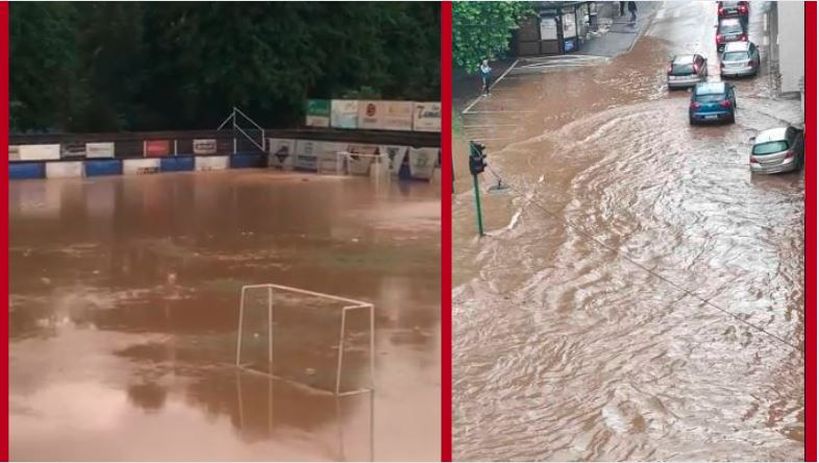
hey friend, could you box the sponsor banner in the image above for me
[358,100,414,131]
[413,102,441,132]
[193,139,218,155]
[86,142,115,159]
[9,162,46,180]
[123,158,161,175]
[330,100,359,129]
[379,145,409,174]
[19,144,61,161]
[144,140,171,157]
[268,138,297,169]
[195,156,229,171]
[45,161,84,178]
[408,147,438,180]
[160,156,195,172]
[84,159,123,177]
[305,99,331,127]
[61,142,87,159]
[9,145,20,161]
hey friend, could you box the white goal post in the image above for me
[235,283,375,396]
[317,151,385,177]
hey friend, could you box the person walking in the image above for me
[619,1,625,16]
[479,59,492,96]
[627,1,637,23]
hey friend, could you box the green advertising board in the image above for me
[305,99,331,127]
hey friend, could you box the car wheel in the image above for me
[728,111,735,123]
[689,117,696,125]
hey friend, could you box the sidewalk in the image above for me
[582,2,662,57]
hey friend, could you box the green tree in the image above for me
[10,2,441,133]
[452,1,533,73]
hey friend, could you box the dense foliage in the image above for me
[453,2,532,73]
[10,2,440,133]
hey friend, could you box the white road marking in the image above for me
[462,59,519,115]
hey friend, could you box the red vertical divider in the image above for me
[1,1,10,460]
[805,2,817,462]
[440,2,453,461]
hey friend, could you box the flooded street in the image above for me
[10,170,440,461]
[453,2,804,461]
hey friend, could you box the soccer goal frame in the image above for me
[235,284,375,396]
[317,151,383,176]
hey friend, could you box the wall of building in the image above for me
[775,1,804,94]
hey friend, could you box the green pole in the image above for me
[472,172,484,236]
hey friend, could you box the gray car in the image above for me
[750,126,805,174]
[667,54,708,89]
[720,41,760,77]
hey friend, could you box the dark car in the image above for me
[716,18,748,52]
[689,82,737,124]
[720,41,760,77]
[667,54,708,89]
[718,1,749,20]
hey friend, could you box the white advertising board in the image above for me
[193,139,218,155]
[19,144,61,161]
[86,142,115,159]
[413,102,441,132]
[268,138,297,169]
[330,100,359,129]
[408,147,438,180]
[358,100,414,131]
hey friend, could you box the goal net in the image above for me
[235,284,374,396]
[317,152,385,177]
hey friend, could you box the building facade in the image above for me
[774,2,804,95]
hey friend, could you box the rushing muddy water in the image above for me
[10,170,440,461]
[453,2,804,460]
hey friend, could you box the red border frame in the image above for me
[440,2,453,461]
[805,2,816,462]
[1,1,9,460]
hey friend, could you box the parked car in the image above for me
[716,18,748,52]
[720,41,760,77]
[750,126,805,174]
[718,1,749,20]
[689,82,736,124]
[667,54,708,89]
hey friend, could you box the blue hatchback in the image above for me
[689,82,737,125]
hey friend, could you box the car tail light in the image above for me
[667,63,672,74]
[718,6,724,14]
[739,5,747,13]
[784,150,794,159]
[740,33,747,41]
[690,102,701,110]
[719,99,732,108]
[750,155,760,163]
[720,61,725,68]
[716,34,723,43]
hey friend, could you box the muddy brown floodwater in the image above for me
[10,170,440,461]
[453,2,804,461]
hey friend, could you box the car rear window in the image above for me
[695,83,724,95]
[723,51,748,61]
[671,63,694,75]
[753,141,789,155]
[695,94,725,103]
[719,22,743,34]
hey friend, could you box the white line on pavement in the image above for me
[462,59,519,115]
